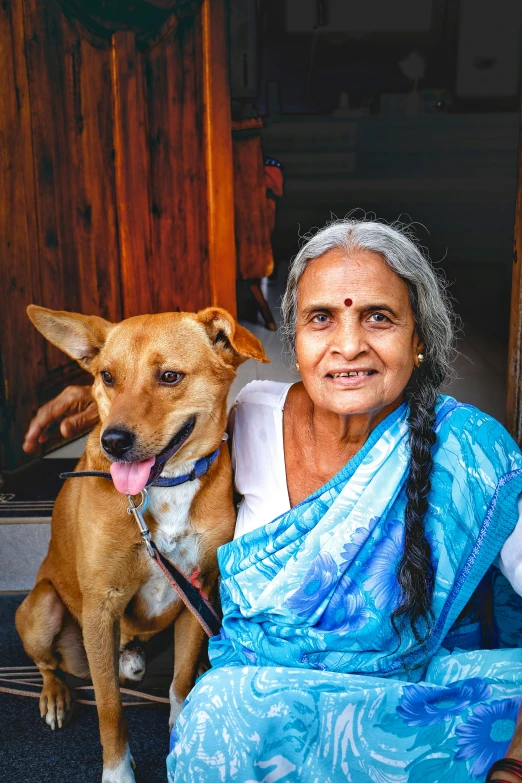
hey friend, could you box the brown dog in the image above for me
[15,305,268,783]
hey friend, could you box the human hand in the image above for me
[491,713,522,782]
[22,385,99,455]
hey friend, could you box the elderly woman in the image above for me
[167,220,522,783]
[24,220,522,783]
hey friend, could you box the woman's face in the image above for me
[295,248,423,417]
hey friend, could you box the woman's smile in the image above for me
[325,369,378,388]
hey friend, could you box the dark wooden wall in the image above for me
[0,0,236,469]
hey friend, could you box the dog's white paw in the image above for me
[101,747,136,783]
[39,675,72,730]
[119,644,146,683]
[169,683,184,732]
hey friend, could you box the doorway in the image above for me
[230,0,522,426]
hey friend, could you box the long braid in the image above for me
[390,361,442,644]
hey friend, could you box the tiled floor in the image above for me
[46,273,508,463]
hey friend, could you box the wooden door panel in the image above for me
[73,38,121,321]
[24,0,82,372]
[175,17,210,311]
[0,0,45,470]
[200,0,237,315]
[145,17,211,314]
[111,30,153,317]
[144,24,185,313]
[24,1,122,371]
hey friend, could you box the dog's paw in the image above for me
[39,674,72,730]
[101,747,136,783]
[119,644,146,684]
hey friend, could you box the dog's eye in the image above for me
[101,371,114,385]
[160,371,183,385]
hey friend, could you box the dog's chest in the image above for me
[136,481,200,618]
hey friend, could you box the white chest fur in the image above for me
[136,474,201,619]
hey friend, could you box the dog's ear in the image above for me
[197,307,269,367]
[27,305,113,373]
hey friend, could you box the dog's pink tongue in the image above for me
[110,457,155,495]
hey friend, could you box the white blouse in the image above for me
[229,379,522,596]
[230,381,292,540]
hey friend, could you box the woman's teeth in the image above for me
[331,371,374,377]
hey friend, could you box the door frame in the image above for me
[507,118,522,442]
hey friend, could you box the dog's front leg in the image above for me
[169,607,206,730]
[83,602,135,783]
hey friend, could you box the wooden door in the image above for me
[0,0,236,470]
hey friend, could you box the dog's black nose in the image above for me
[101,428,135,459]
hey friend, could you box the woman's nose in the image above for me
[332,322,368,358]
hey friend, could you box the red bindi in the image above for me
[344,298,353,307]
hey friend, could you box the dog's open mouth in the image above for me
[109,417,196,495]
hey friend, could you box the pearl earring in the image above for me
[295,362,300,371]
[417,353,425,365]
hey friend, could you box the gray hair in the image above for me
[280,218,457,388]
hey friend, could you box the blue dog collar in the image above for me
[59,436,227,489]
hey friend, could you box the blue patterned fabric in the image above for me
[167,397,522,782]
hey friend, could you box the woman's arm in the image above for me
[226,403,243,509]
[498,495,522,595]
[492,496,522,781]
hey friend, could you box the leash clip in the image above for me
[126,489,155,558]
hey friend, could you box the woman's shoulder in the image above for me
[228,381,291,477]
[435,394,522,476]
[233,380,293,410]
[436,394,511,436]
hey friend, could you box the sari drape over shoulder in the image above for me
[167,397,522,783]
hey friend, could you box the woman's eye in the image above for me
[101,371,114,385]
[312,313,330,324]
[368,312,389,324]
[160,371,183,385]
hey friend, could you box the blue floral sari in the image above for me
[167,397,522,782]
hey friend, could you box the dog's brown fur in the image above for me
[15,305,268,783]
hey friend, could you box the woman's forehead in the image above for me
[297,248,410,306]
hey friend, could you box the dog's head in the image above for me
[27,305,269,493]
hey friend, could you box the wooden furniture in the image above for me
[0,0,236,470]
[232,119,277,331]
